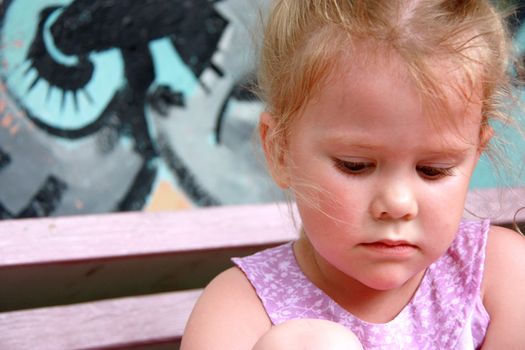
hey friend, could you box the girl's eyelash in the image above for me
[334,159,454,179]
[334,159,375,175]
[416,165,455,179]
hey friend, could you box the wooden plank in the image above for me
[0,203,298,311]
[465,187,525,226]
[0,203,298,266]
[0,289,202,350]
[0,247,262,312]
[0,192,522,312]
[0,191,520,270]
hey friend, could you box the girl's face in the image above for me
[268,53,483,292]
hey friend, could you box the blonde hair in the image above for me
[258,0,516,165]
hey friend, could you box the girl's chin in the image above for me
[357,270,423,292]
[361,279,407,291]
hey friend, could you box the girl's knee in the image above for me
[252,318,363,350]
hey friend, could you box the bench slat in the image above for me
[465,187,525,227]
[0,203,298,311]
[0,192,523,349]
[0,203,297,266]
[0,289,202,350]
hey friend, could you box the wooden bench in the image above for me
[0,203,298,350]
[0,188,523,350]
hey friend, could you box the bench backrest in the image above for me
[0,187,523,349]
[0,203,298,350]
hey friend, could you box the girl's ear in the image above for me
[479,122,494,153]
[259,112,290,189]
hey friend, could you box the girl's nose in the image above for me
[370,182,418,221]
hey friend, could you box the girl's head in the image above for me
[258,0,514,180]
[256,0,518,291]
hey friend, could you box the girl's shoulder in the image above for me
[483,225,525,296]
[481,225,525,348]
[181,267,272,350]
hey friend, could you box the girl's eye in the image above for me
[335,160,375,175]
[416,165,454,179]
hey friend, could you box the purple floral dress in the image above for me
[233,219,490,349]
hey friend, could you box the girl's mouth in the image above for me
[361,241,417,257]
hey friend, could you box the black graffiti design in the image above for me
[22,0,227,149]
[26,5,95,112]
[512,5,525,83]
[0,0,265,218]
[0,176,68,219]
[158,133,220,207]
[0,148,10,171]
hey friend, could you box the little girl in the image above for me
[182,0,525,349]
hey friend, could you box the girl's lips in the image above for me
[360,241,417,257]
[367,240,415,247]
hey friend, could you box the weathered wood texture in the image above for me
[0,290,201,350]
[0,203,298,312]
[0,189,523,350]
[465,187,525,231]
[465,187,525,225]
[0,203,298,349]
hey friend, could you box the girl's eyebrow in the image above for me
[416,149,473,163]
[325,135,473,157]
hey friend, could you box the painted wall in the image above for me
[0,0,283,218]
[0,0,523,219]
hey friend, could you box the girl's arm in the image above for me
[481,225,525,349]
[180,267,272,350]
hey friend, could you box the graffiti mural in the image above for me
[0,0,523,219]
[0,0,282,219]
